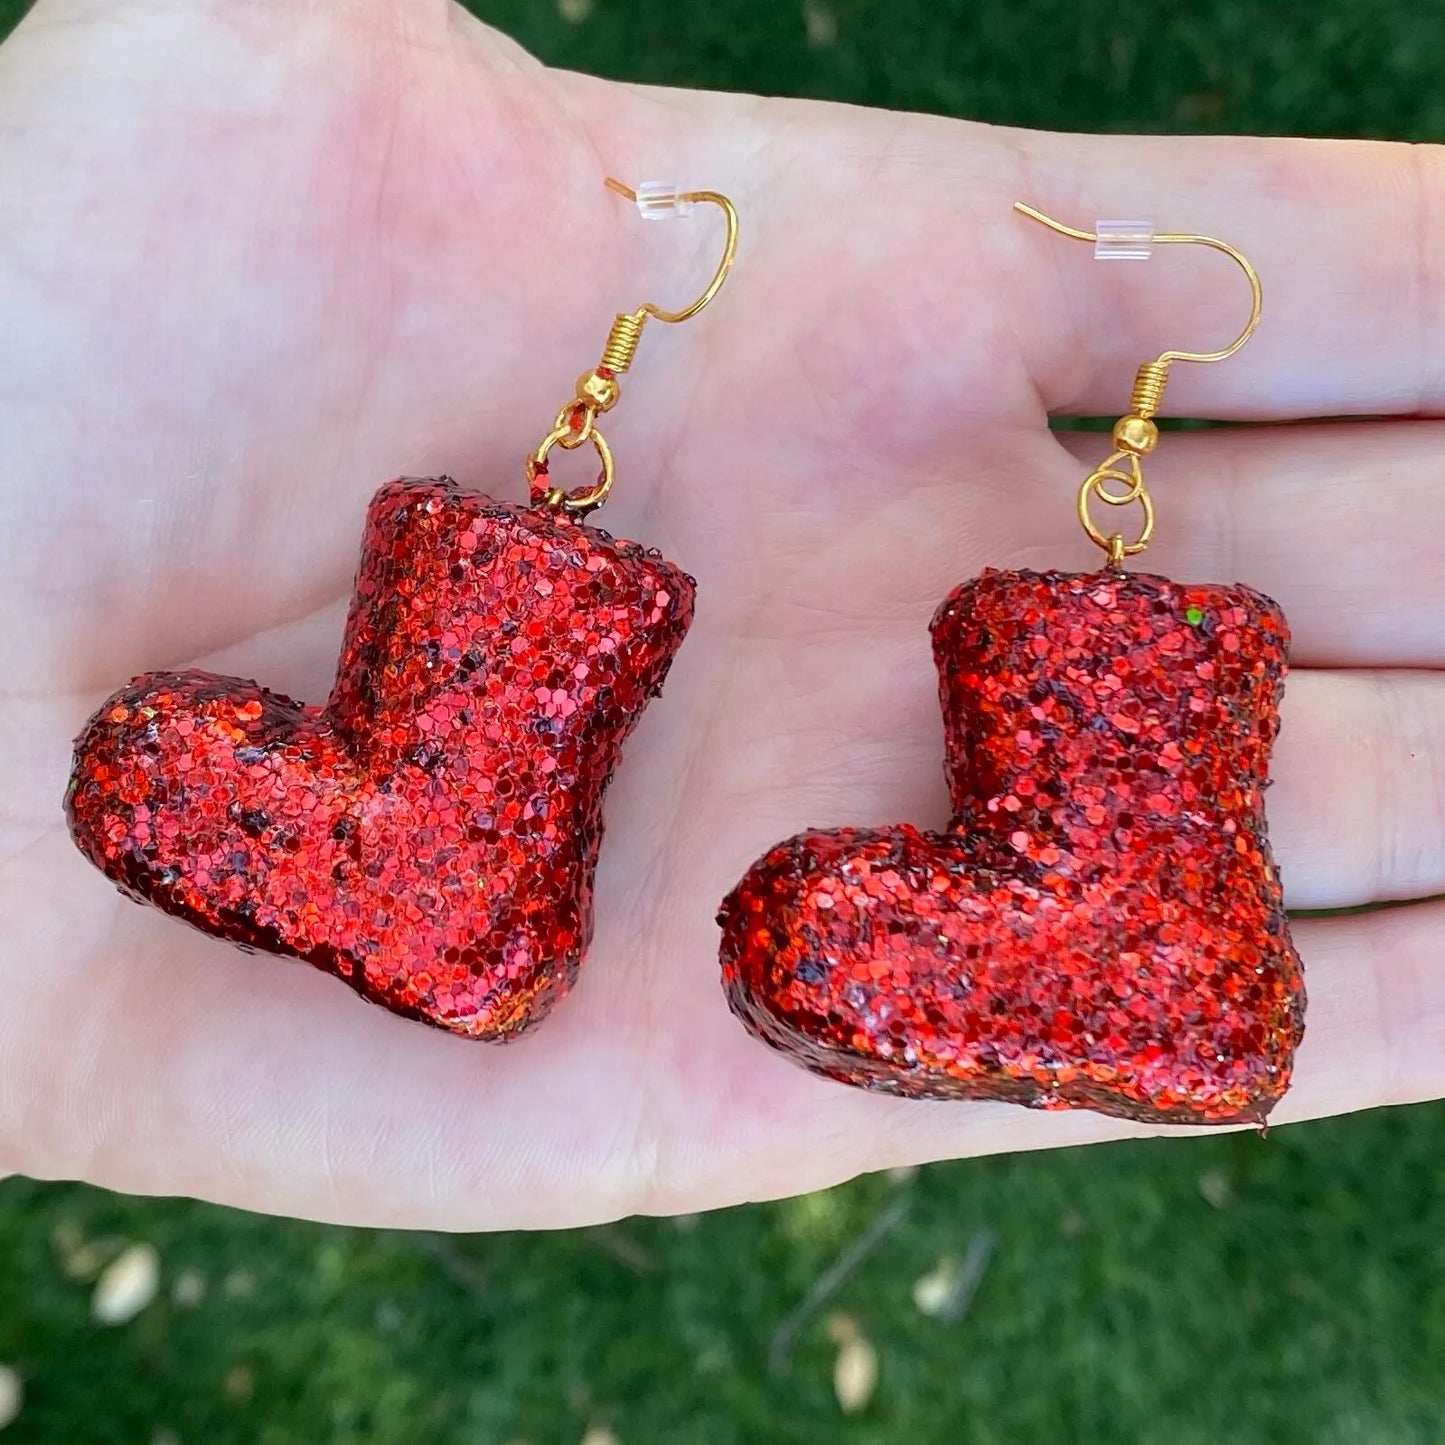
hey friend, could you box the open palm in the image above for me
[3,0,1442,1230]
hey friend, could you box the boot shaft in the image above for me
[328,478,695,778]
[930,569,1290,851]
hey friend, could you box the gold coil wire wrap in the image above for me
[601,311,647,374]
[1012,200,1263,566]
[1129,359,1171,418]
[528,178,739,518]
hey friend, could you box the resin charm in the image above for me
[67,477,694,1039]
[719,568,1305,1125]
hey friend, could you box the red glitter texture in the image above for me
[66,477,694,1039]
[719,569,1305,1125]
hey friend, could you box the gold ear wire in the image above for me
[604,179,740,326]
[527,180,740,518]
[1014,202,1263,566]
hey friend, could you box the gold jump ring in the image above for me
[529,423,615,515]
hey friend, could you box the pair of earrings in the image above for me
[65,181,1304,1129]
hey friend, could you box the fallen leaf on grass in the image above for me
[92,1244,160,1326]
[828,1315,878,1414]
[0,1365,22,1429]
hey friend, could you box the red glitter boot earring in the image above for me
[719,203,1305,1125]
[67,179,738,1040]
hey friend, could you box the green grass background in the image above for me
[3,2,1444,1442]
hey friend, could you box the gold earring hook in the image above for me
[1013,204,1262,367]
[526,178,740,518]
[604,178,740,325]
[1013,201,1263,566]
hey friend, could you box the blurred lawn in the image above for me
[3,2,1445,1443]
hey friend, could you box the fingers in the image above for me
[721,637,1445,913]
[1269,670,1445,909]
[607,89,1441,425]
[1052,421,1445,667]
[1000,132,1441,421]
[16,0,452,32]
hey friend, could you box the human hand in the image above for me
[3,0,1441,1229]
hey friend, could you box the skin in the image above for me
[0,0,1442,1232]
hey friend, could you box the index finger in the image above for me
[999,131,1436,420]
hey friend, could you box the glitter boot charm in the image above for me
[67,478,694,1039]
[719,568,1305,1124]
